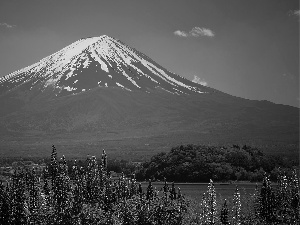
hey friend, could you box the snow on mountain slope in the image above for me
[0,35,208,97]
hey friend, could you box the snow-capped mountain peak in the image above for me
[0,35,208,96]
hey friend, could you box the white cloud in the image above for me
[174,26,215,38]
[288,10,300,20]
[190,27,215,37]
[294,10,300,16]
[0,22,16,28]
[173,30,188,37]
[192,75,208,86]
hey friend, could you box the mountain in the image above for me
[0,35,298,159]
[0,35,209,97]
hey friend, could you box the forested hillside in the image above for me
[136,144,298,182]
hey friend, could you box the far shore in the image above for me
[140,181,264,185]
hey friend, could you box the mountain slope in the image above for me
[0,35,298,159]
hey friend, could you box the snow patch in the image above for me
[116,82,124,88]
[82,57,91,68]
[116,82,131,91]
[122,71,140,88]
[89,47,109,72]
[44,74,63,88]
[64,86,77,91]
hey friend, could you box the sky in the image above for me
[0,0,299,107]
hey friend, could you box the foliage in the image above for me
[231,187,241,225]
[0,146,187,225]
[136,144,296,182]
[0,145,299,224]
[220,199,229,225]
[182,170,299,225]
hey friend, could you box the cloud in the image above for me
[0,22,16,28]
[173,30,188,37]
[282,73,295,80]
[288,10,300,20]
[190,27,215,37]
[174,27,215,38]
[192,75,208,86]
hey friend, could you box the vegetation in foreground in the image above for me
[0,145,299,224]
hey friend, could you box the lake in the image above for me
[140,182,260,201]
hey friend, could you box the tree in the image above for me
[259,174,276,223]
[129,178,137,198]
[220,199,229,225]
[169,182,177,200]
[146,179,154,200]
[231,186,241,225]
[27,168,44,224]
[49,150,73,224]
[85,156,101,204]
[102,149,107,170]
[0,182,11,224]
[138,183,143,199]
[207,179,217,224]
[50,145,58,188]
[53,172,72,224]
[199,193,209,223]
[290,169,300,222]
[10,171,29,225]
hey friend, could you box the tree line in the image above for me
[136,144,298,182]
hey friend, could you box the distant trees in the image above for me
[136,144,297,182]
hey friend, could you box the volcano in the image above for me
[0,35,298,159]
